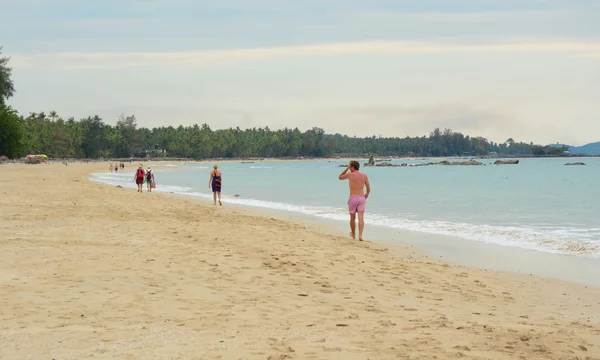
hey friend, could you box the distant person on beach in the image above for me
[146,167,155,192]
[134,164,145,192]
[114,163,118,173]
[109,163,113,173]
[338,160,371,241]
[209,164,222,206]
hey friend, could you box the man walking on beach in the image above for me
[339,160,370,241]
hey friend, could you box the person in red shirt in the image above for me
[133,164,145,193]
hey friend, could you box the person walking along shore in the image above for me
[209,164,222,206]
[134,164,145,193]
[338,160,371,241]
[146,167,155,192]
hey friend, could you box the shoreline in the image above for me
[90,162,600,284]
[198,196,600,287]
[89,162,600,286]
[1,163,599,359]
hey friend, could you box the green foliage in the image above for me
[0,105,23,158]
[531,144,569,156]
[12,111,553,159]
[329,128,539,157]
[0,47,15,106]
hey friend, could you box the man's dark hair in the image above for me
[350,160,360,170]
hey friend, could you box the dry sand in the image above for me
[1,163,599,360]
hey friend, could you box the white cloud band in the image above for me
[11,40,600,69]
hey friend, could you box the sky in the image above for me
[2,0,600,145]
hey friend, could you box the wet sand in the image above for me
[1,163,599,359]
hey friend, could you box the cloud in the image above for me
[73,17,156,26]
[4,0,600,52]
[82,103,541,144]
[4,0,599,146]
[350,10,561,23]
[572,52,600,59]
[303,105,530,140]
[10,40,600,69]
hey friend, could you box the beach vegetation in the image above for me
[9,113,566,159]
[0,105,23,158]
[0,47,15,106]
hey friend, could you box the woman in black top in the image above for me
[209,164,222,205]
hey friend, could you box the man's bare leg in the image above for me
[349,213,356,239]
[358,211,365,241]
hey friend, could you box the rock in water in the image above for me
[440,160,483,166]
[494,160,519,165]
[375,162,406,167]
[565,162,586,166]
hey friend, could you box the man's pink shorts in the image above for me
[348,195,366,214]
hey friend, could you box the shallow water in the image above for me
[92,157,600,258]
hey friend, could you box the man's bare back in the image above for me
[339,162,370,197]
[347,171,369,196]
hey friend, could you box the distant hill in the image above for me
[569,142,600,155]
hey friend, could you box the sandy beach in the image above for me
[1,163,599,360]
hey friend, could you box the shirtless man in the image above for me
[338,160,371,241]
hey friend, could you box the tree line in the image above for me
[0,47,567,159]
[1,110,568,159]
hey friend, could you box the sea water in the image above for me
[91,157,600,259]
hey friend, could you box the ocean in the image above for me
[91,157,600,259]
